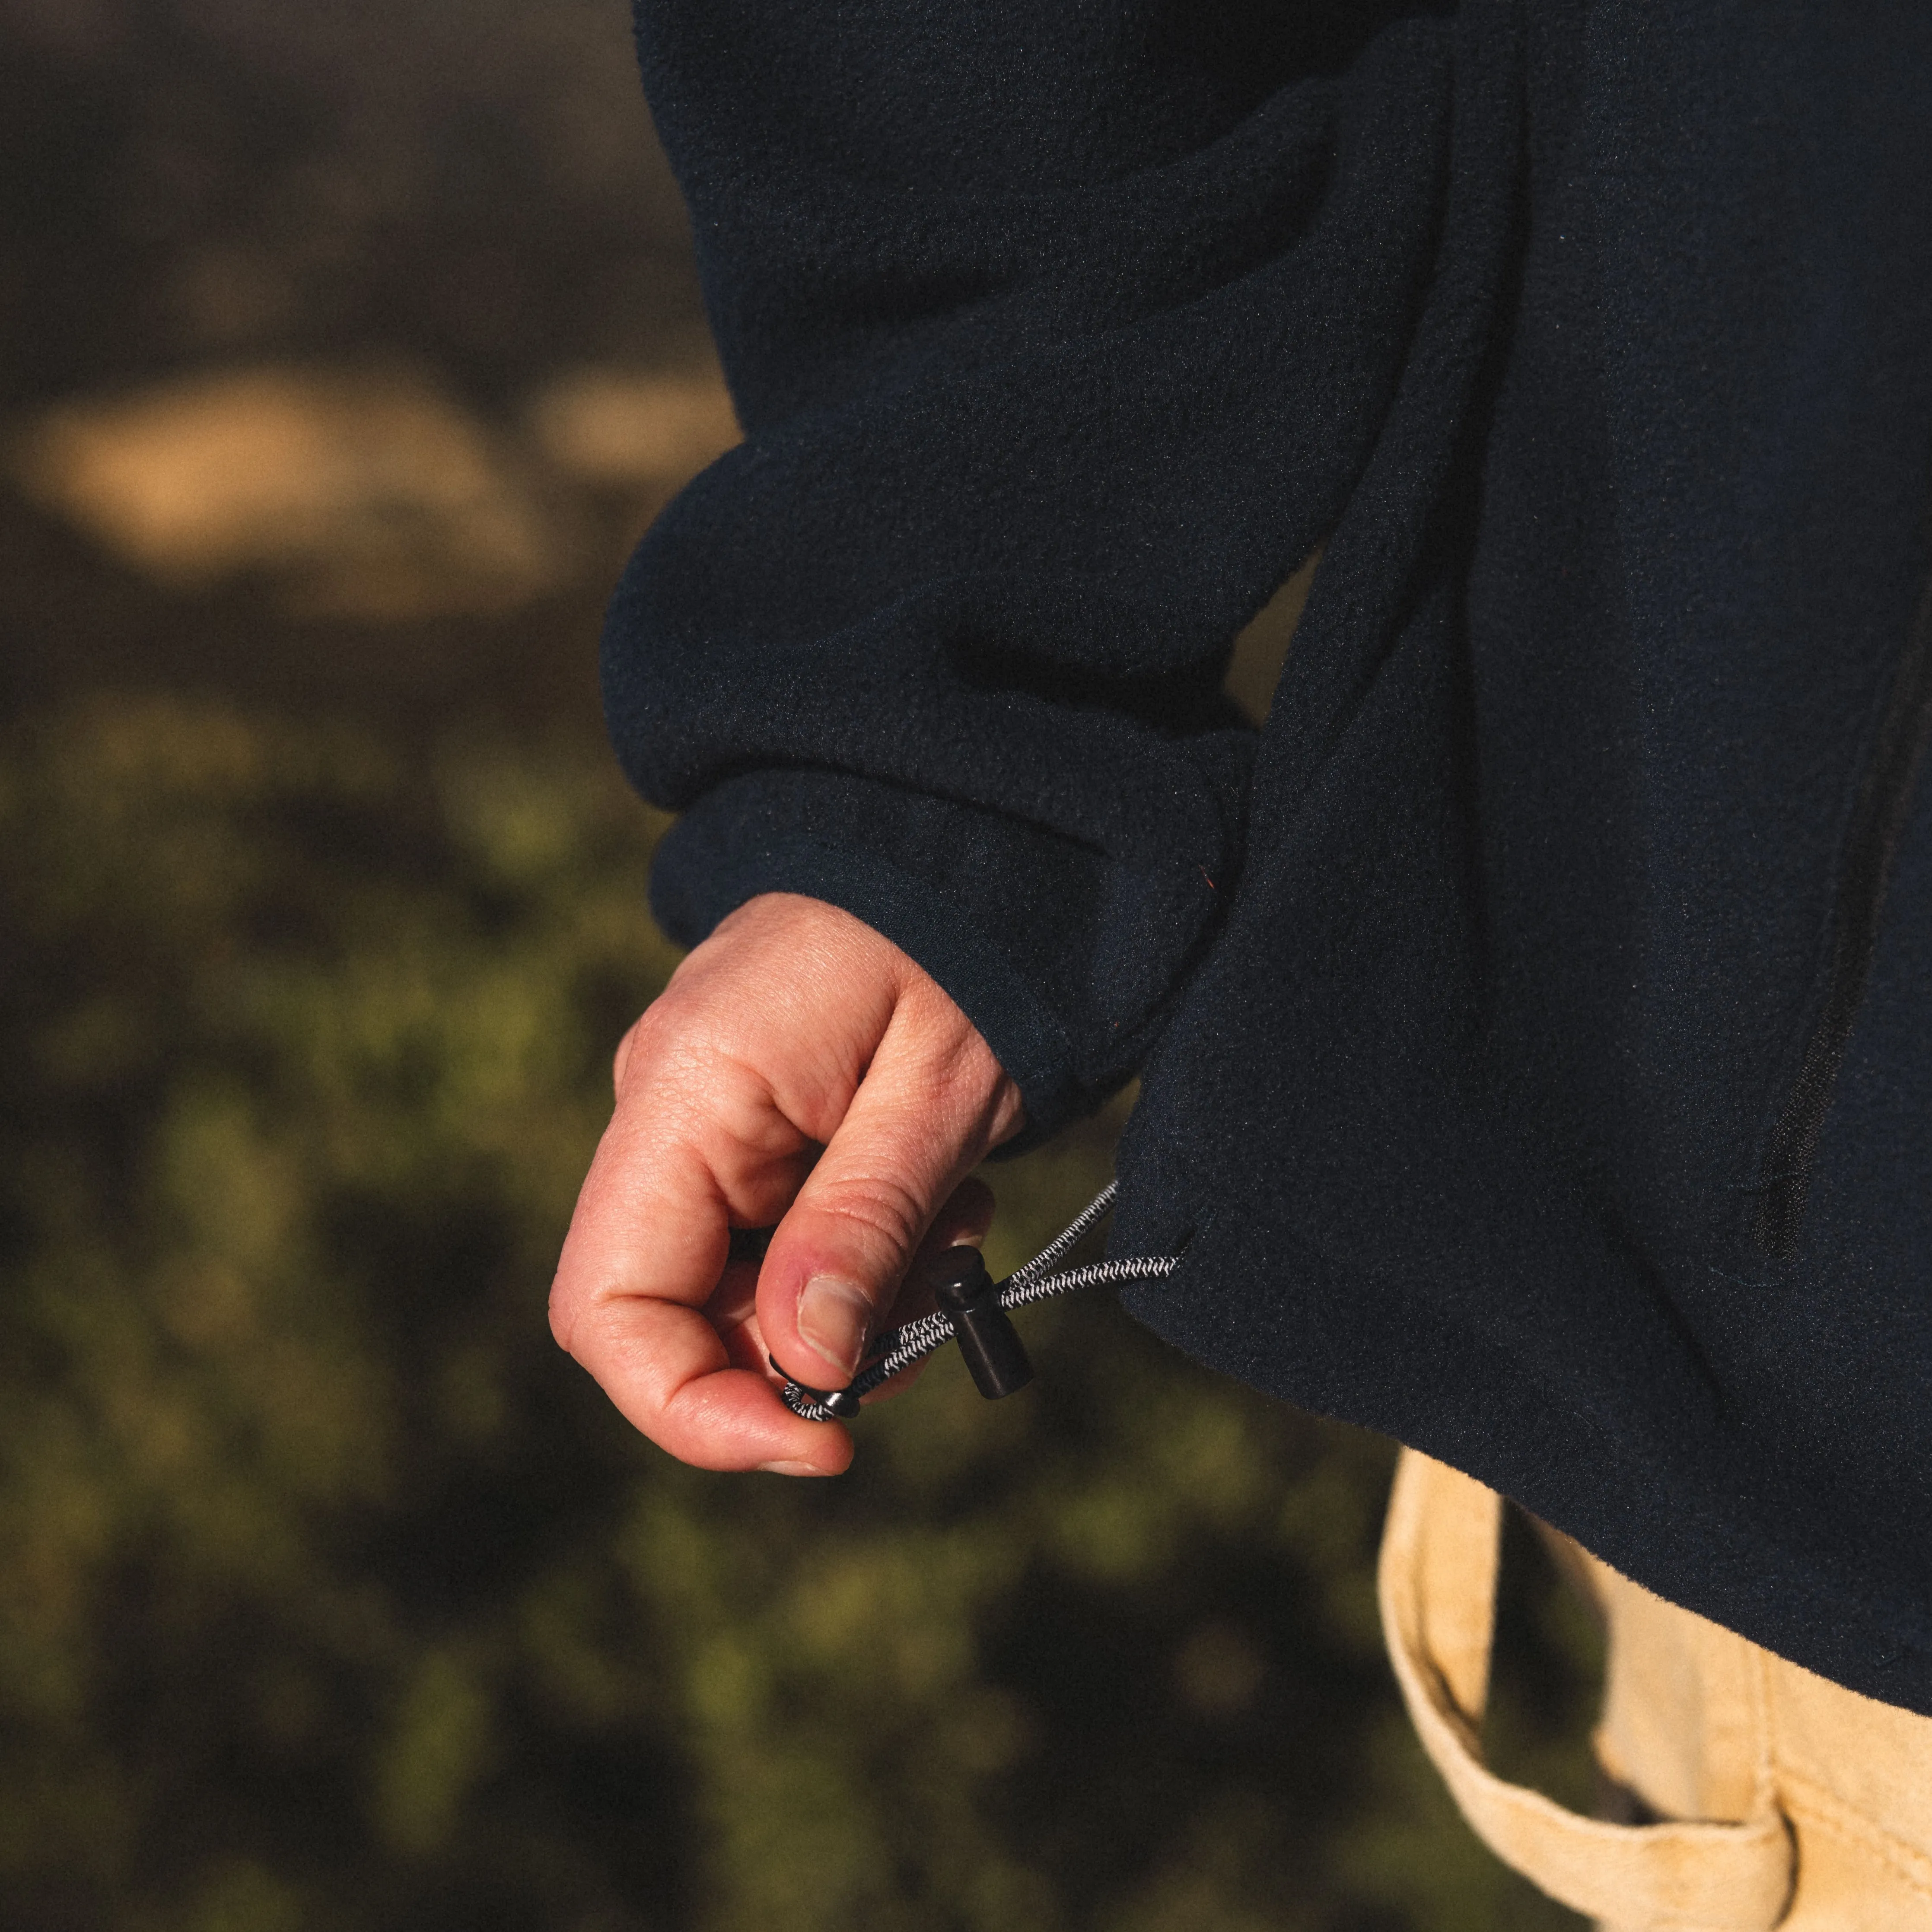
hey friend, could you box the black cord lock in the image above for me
[930,1247,1034,1400]
[769,1182,1177,1424]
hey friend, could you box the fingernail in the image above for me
[758,1460,828,1477]
[796,1272,871,1379]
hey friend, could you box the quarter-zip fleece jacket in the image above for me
[602,0,1932,1715]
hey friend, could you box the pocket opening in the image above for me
[1753,562,1932,1258]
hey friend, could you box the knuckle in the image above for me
[546,1276,578,1352]
[611,1016,644,1092]
[885,993,999,1092]
[808,1170,929,1267]
[623,992,688,1064]
[613,1006,772,1126]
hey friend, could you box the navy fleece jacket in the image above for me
[603,0,1932,1715]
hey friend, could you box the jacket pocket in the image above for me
[1754,567,1932,1258]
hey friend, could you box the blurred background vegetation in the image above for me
[0,3,1600,1926]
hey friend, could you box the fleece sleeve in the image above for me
[603,0,1459,1134]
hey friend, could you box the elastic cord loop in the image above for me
[776,1181,1177,1421]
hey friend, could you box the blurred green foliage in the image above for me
[0,694,1598,1930]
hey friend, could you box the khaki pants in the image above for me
[1378,1449,1932,1930]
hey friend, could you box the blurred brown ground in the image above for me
[1,0,718,726]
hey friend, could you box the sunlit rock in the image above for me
[12,364,576,619]
[523,363,738,490]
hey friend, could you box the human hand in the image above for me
[548,892,1025,1475]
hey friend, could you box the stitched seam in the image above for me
[1749,1641,1775,1824]
[1780,1770,1932,1905]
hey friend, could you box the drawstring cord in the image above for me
[776,1181,1178,1423]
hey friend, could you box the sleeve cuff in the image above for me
[648,764,1242,1141]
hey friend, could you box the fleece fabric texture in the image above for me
[605,0,1932,1716]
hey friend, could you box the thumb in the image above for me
[758,999,1018,1391]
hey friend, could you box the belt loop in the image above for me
[1378,1448,1795,1932]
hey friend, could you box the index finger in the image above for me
[548,1092,852,1474]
